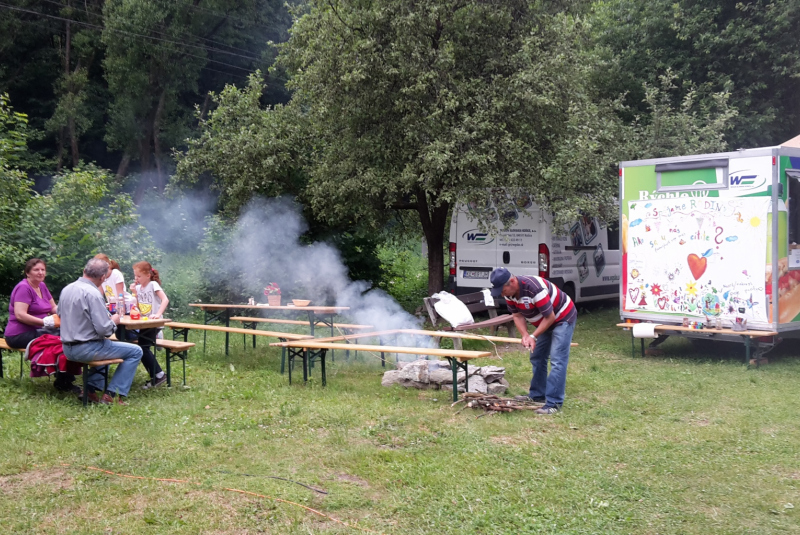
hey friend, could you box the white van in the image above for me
[448,198,621,303]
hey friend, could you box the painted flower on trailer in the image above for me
[650,284,662,296]
[685,282,698,296]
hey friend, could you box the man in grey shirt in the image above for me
[60,258,142,405]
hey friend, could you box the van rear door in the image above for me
[495,199,540,278]
[453,203,497,292]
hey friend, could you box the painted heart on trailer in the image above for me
[687,254,707,280]
[657,296,668,310]
[629,287,640,304]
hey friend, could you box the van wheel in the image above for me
[563,283,576,303]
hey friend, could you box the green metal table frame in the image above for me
[286,346,327,387]
[445,357,470,402]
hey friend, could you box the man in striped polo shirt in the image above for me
[489,267,576,414]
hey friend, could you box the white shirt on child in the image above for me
[101,268,134,305]
[133,281,164,318]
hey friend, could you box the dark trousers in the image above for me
[137,328,163,377]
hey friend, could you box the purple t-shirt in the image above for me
[5,280,54,337]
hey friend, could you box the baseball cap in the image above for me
[489,267,512,298]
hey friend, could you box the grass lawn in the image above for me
[1,303,799,534]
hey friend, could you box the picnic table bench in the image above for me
[166,322,313,373]
[0,338,24,379]
[230,316,373,348]
[270,338,492,400]
[189,303,350,355]
[617,322,779,364]
[423,291,516,346]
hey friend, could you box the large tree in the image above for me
[177,1,625,295]
[591,0,800,148]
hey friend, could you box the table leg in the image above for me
[744,335,751,365]
[302,349,308,382]
[224,309,230,356]
[203,309,209,354]
[640,338,645,358]
[0,349,4,378]
[631,331,634,358]
[165,349,172,387]
[449,357,458,402]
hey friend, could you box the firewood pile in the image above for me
[452,392,544,417]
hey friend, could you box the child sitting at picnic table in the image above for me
[130,261,170,389]
[94,253,134,314]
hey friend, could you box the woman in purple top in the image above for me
[5,258,58,349]
[5,258,78,393]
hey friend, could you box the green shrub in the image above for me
[376,237,428,313]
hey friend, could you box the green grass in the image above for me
[1,305,800,534]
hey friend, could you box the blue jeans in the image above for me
[62,339,142,397]
[529,320,575,407]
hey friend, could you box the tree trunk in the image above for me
[68,116,79,166]
[55,128,65,172]
[116,152,131,179]
[152,89,167,192]
[416,187,450,296]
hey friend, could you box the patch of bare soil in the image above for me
[0,468,73,494]
[332,473,370,488]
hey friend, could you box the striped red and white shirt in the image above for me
[504,276,576,327]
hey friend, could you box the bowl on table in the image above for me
[291,299,311,307]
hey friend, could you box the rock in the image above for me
[382,362,505,393]
[442,382,466,393]
[466,375,488,394]
[429,368,466,385]
[381,371,429,390]
[480,366,506,383]
[487,381,508,395]
[397,359,429,383]
[381,370,404,387]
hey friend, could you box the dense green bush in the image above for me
[376,236,429,313]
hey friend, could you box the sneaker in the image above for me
[535,405,560,415]
[100,393,128,406]
[142,374,168,390]
[76,390,101,403]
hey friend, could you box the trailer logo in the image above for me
[463,229,494,245]
[729,169,766,190]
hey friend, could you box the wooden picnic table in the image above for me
[269,338,492,401]
[617,322,778,363]
[188,303,350,355]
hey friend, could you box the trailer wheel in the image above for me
[563,282,576,303]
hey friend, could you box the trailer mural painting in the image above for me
[620,149,800,332]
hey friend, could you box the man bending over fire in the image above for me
[489,268,576,414]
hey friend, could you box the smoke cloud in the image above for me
[198,196,434,352]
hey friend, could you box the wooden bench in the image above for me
[66,358,124,406]
[156,339,195,386]
[423,291,516,347]
[0,338,25,379]
[166,322,313,374]
[617,322,779,364]
[270,339,492,401]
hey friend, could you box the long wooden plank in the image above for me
[308,328,578,346]
[166,322,313,340]
[269,340,492,360]
[231,316,374,330]
[189,303,349,313]
[616,323,777,337]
